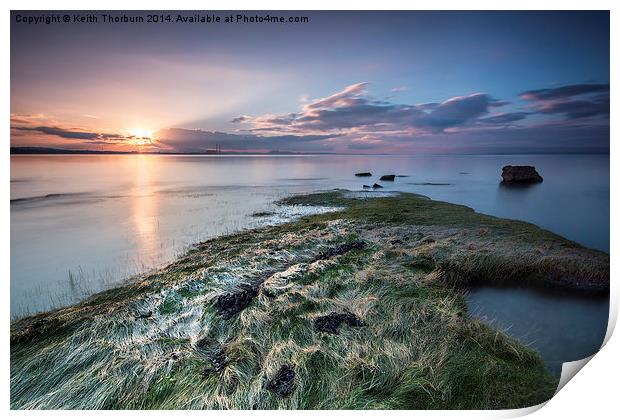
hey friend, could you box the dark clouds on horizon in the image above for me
[10,81,610,154]
[153,128,336,153]
[13,125,126,141]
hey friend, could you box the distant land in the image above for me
[10,147,314,156]
[10,147,609,156]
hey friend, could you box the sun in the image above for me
[128,128,154,139]
[126,127,156,147]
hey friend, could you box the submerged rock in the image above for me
[355,172,372,177]
[266,364,296,397]
[362,184,371,189]
[380,174,396,181]
[214,283,259,319]
[501,165,543,183]
[314,311,366,334]
[251,211,274,217]
[372,183,383,189]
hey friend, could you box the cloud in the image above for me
[390,86,409,93]
[10,114,153,148]
[520,83,609,101]
[154,128,337,153]
[13,125,124,141]
[233,83,510,135]
[306,82,369,109]
[535,96,609,119]
[416,93,507,131]
[520,83,610,120]
[478,112,530,125]
[231,115,251,123]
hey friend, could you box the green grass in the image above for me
[10,190,608,409]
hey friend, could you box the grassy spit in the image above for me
[10,191,609,409]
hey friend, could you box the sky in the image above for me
[10,11,610,154]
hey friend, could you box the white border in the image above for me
[3,1,617,419]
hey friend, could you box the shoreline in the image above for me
[10,190,609,409]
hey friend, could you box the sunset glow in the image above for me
[10,11,609,154]
[127,128,155,140]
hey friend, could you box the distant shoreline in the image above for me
[9,147,611,156]
[9,147,337,156]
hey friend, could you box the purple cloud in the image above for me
[520,83,610,120]
[233,83,511,135]
[478,112,530,125]
[154,128,337,153]
[13,125,126,141]
[520,83,609,101]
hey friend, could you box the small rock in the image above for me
[380,174,396,181]
[266,364,296,397]
[501,165,543,183]
[362,184,371,189]
[251,211,274,217]
[314,311,366,334]
[316,241,365,260]
[214,283,259,319]
[372,183,383,189]
[136,310,152,319]
[355,172,372,177]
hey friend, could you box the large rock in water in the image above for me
[501,165,543,183]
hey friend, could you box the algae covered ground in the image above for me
[10,191,609,409]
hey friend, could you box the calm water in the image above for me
[11,154,609,323]
[467,286,609,377]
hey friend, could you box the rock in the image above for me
[380,174,396,181]
[266,365,296,397]
[372,183,383,189]
[214,283,259,319]
[136,310,152,319]
[355,172,372,177]
[251,211,274,217]
[362,184,371,189]
[314,311,366,334]
[316,241,365,260]
[501,165,543,183]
